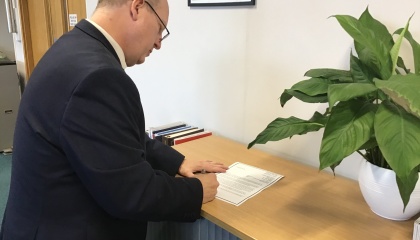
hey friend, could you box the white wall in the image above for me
[11,0,24,65]
[0,0,15,60]
[86,0,420,180]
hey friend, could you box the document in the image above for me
[216,162,284,206]
[414,217,420,240]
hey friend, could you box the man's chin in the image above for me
[136,57,146,65]
[126,59,145,67]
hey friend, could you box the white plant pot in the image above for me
[358,160,420,221]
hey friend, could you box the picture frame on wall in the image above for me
[188,0,255,7]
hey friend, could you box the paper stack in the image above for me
[414,217,420,240]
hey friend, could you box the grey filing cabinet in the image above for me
[0,60,20,151]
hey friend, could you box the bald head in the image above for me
[91,0,169,66]
[96,0,160,8]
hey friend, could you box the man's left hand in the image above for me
[179,159,228,177]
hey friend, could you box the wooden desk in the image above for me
[172,135,418,240]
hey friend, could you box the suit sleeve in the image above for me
[59,67,203,221]
[144,135,185,176]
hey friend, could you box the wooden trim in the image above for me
[63,0,69,32]
[66,0,87,31]
[44,0,54,46]
[18,0,34,81]
[17,0,86,82]
[28,0,51,66]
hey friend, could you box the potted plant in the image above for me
[248,7,420,218]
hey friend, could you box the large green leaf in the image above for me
[279,78,330,106]
[349,56,388,99]
[358,7,394,51]
[333,14,392,79]
[396,167,419,211]
[375,75,420,119]
[319,101,376,170]
[355,8,393,78]
[354,44,383,79]
[328,83,377,109]
[304,68,353,82]
[289,78,329,96]
[390,16,412,74]
[374,101,420,178]
[394,29,420,75]
[282,89,328,105]
[248,112,326,149]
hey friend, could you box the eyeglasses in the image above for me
[144,1,170,41]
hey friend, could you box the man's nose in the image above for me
[154,38,162,50]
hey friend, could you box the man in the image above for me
[0,0,227,239]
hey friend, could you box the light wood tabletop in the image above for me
[173,135,418,240]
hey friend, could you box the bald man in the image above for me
[0,0,227,239]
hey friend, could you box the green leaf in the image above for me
[290,78,329,96]
[355,8,394,78]
[358,138,378,151]
[304,69,353,82]
[358,7,394,50]
[354,44,382,79]
[390,15,412,74]
[396,167,419,211]
[279,78,330,106]
[309,111,329,125]
[396,56,410,74]
[394,29,420,75]
[279,90,293,107]
[319,100,376,170]
[374,101,420,178]
[375,75,420,119]
[248,113,326,149]
[328,83,377,109]
[350,54,374,83]
[333,14,392,79]
[284,89,328,104]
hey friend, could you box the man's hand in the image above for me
[178,159,228,177]
[194,173,219,203]
[178,159,228,203]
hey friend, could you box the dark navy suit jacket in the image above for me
[0,20,203,240]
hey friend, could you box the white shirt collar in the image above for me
[86,19,127,69]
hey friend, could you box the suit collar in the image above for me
[85,19,127,69]
[75,19,121,65]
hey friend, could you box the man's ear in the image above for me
[130,0,146,21]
